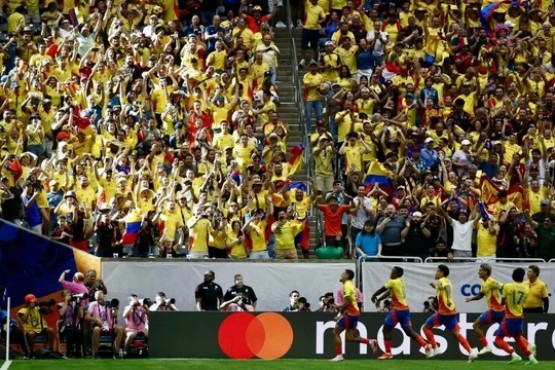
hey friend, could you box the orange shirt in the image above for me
[317,204,350,236]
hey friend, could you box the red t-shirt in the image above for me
[318,204,350,236]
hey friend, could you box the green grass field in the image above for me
[3,359,555,370]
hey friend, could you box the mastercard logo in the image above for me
[217,312,294,359]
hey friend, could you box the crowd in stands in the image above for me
[301,0,555,262]
[1,0,555,262]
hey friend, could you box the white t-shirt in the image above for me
[450,219,474,252]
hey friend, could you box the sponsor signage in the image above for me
[150,312,555,360]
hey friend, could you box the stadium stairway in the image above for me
[273,29,322,258]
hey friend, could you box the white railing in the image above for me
[424,257,546,263]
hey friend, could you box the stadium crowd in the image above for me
[0,0,554,262]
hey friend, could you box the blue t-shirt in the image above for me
[23,195,42,227]
[355,232,381,256]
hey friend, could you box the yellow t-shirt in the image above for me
[304,1,325,30]
[190,218,211,253]
[249,220,267,252]
[476,222,497,257]
[523,279,548,309]
[303,72,324,101]
[274,220,304,250]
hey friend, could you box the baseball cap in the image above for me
[253,5,262,11]
[25,294,37,303]
[325,41,334,46]
[424,137,434,143]
[319,135,329,141]
[541,200,550,206]
[412,211,423,217]
[48,179,59,187]
[461,139,471,146]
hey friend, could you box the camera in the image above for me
[138,297,153,307]
[105,298,120,309]
[35,299,56,307]
[160,298,176,306]
[71,293,89,301]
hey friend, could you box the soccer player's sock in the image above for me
[335,345,342,355]
[495,336,514,354]
[423,327,437,348]
[384,339,392,353]
[415,335,427,348]
[480,337,488,347]
[515,336,531,357]
[360,338,370,345]
[456,334,472,353]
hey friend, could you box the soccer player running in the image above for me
[465,263,504,355]
[371,266,431,359]
[422,264,478,362]
[331,269,378,362]
[494,267,538,365]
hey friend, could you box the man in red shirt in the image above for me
[239,2,278,33]
[317,196,351,249]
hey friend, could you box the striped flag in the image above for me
[69,8,83,27]
[121,210,142,245]
[364,160,393,193]
[480,1,510,35]
[288,144,304,176]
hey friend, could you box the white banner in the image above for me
[102,261,353,312]
[362,262,555,313]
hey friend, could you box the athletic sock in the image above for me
[335,345,342,355]
[515,336,531,357]
[495,336,514,354]
[480,337,488,347]
[456,334,472,353]
[416,335,427,347]
[384,339,392,353]
[423,327,437,348]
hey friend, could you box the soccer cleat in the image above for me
[528,343,537,357]
[330,355,344,362]
[378,353,393,360]
[508,353,522,364]
[369,339,379,354]
[426,344,439,358]
[478,346,492,355]
[468,350,478,363]
[526,355,538,365]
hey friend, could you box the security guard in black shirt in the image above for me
[223,274,258,310]
[195,270,224,311]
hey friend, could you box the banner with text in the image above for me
[102,261,353,311]
[150,312,555,360]
[361,262,555,313]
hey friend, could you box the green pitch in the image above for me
[4,359,555,370]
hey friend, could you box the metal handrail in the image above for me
[359,256,424,263]
[424,257,546,263]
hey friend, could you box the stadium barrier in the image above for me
[101,260,354,312]
[149,311,555,360]
[361,262,555,313]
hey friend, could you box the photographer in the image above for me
[317,292,337,313]
[123,295,149,355]
[17,294,54,358]
[149,292,179,312]
[219,294,254,312]
[59,269,89,301]
[223,274,258,310]
[85,291,124,359]
[58,290,84,358]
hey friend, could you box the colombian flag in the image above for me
[480,1,510,35]
[364,160,393,193]
[69,7,83,27]
[288,144,304,176]
[121,210,142,245]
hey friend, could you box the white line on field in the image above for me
[0,360,12,370]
